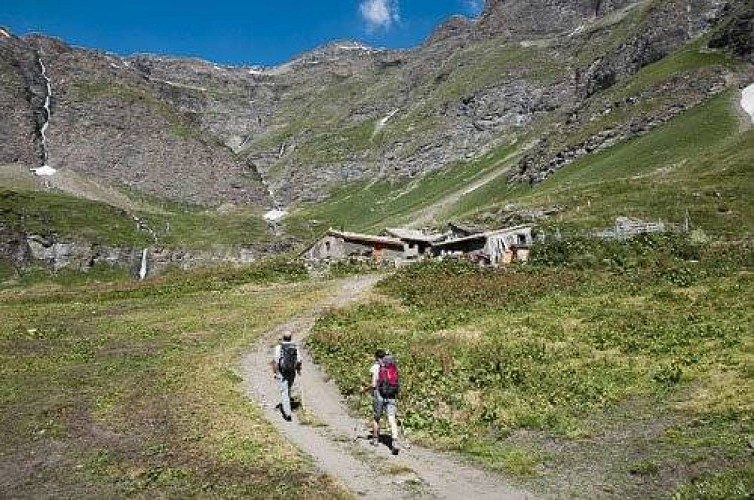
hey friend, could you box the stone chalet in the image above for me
[302,224,539,267]
[431,225,537,266]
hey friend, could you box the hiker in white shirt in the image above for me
[271,332,301,421]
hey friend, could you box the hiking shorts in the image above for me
[373,391,396,421]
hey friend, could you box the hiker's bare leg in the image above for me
[278,375,292,417]
[387,414,398,440]
[372,392,383,440]
[386,400,398,440]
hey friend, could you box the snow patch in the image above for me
[0,28,10,38]
[742,83,754,123]
[334,43,374,52]
[32,165,57,176]
[264,209,288,222]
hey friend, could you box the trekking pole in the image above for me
[298,375,305,412]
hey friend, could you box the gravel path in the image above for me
[240,275,531,499]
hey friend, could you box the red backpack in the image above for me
[377,355,400,398]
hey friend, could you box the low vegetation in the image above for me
[74,80,202,139]
[0,260,347,498]
[308,236,754,497]
[0,186,274,252]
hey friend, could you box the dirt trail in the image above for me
[407,154,518,229]
[241,275,530,499]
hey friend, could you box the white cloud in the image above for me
[359,0,399,32]
[463,0,485,16]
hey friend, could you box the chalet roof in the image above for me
[382,227,447,243]
[488,224,535,234]
[328,229,404,247]
[432,224,535,248]
[447,222,485,236]
[431,232,487,248]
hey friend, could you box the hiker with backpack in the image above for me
[271,332,301,421]
[364,349,400,454]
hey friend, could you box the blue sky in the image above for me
[1,1,484,66]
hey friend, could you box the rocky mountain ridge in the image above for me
[0,0,749,212]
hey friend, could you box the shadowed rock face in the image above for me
[709,1,754,63]
[0,33,45,167]
[0,0,740,207]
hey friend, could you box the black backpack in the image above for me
[279,343,298,376]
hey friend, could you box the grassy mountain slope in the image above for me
[283,39,752,239]
[455,90,754,238]
[0,180,273,248]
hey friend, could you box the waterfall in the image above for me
[132,217,157,280]
[32,56,57,176]
[139,248,148,280]
[260,168,287,224]
[742,83,754,124]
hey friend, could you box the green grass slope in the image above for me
[285,84,753,240]
[0,186,273,249]
[0,263,347,498]
[285,142,520,236]
[454,90,754,238]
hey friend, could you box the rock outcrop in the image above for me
[477,0,636,39]
[0,229,298,278]
[709,0,754,63]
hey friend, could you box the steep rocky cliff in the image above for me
[477,0,636,38]
[0,32,46,167]
[0,33,271,207]
[709,0,754,62]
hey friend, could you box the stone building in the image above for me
[302,229,405,264]
[303,224,540,267]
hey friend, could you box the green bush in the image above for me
[529,234,703,270]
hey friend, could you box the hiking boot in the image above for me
[283,413,292,422]
[390,441,400,455]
